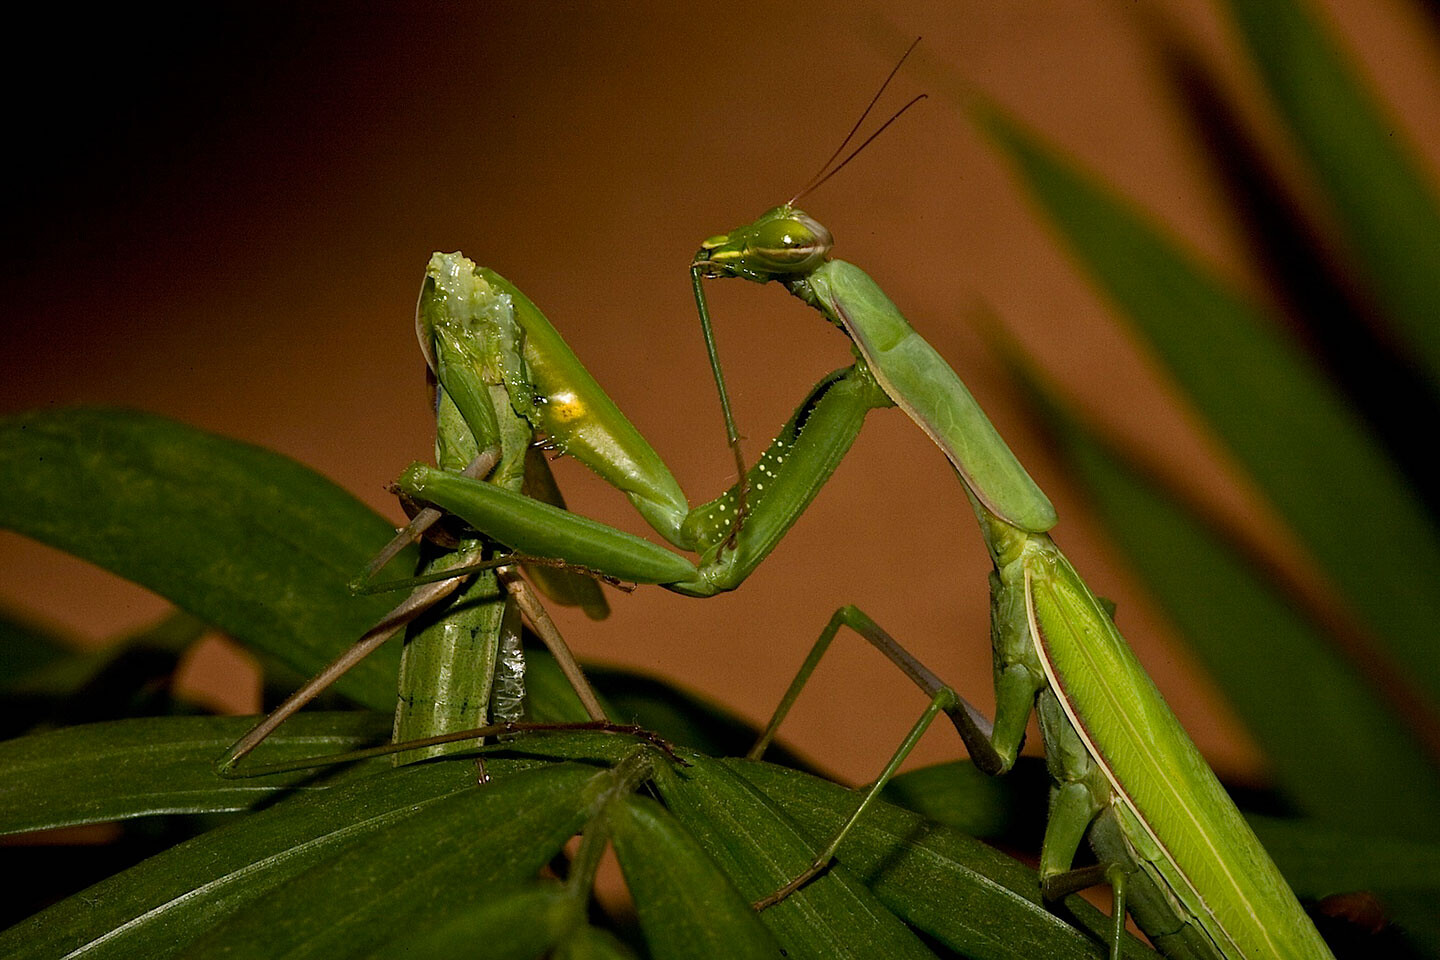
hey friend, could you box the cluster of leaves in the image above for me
[3,0,1440,956]
[0,409,1155,959]
[941,0,1440,952]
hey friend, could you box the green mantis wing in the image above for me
[1024,541,1333,960]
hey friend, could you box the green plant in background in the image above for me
[0,261,1158,957]
[913,0,1440,952]
[3,2,1439,959]
[0,415,1159,958]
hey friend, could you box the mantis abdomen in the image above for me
[1001,524,1332,960]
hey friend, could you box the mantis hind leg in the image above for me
[216,570,608,778]
[221,719,684,779]
[217,446,607,777]
[747,603,1042,909]
[1035,695,1144,960]
[1040,819,1142,960]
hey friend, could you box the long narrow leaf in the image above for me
[611,793,782,960]
[1158,39,1440,510]
[0,758,494,960]
[1222,0,1440,386]
[880,755,1049,847]
[0,713,392,834]
[0,607,75,683]
[360,882,578,960]
[653,754,940,960]
[1250,814,1440,957]
[176,762,601,960]
[1019,369,1440,837]
[0,408,414,708]
[977,107,1440,712]
[1,609,200,734]
[736,759,1155,959]
[1248,814,1440,898]
[6,611,205,731]
[555,926,642,960]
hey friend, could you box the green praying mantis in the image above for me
[387,211,1335,960]
[215,251,641,777]
[386,135,1338,960]
[218,64,1336,960]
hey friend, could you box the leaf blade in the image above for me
[1021,372,1440,837]
[0,713,393,834]
[1222,0,1440,386]
[0,408,414,708]
[978,107,1440,712]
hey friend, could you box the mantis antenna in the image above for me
[788,36,928,205]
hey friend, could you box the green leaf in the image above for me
[589,664,809,767]
[177,762,602,960]
[1022,371,1440,837]
[0,757,506,959]
[1249,815,1440,957]
[478,729,677,770]
[1222,0,1440,386]
[524,646,615,724]
[977,107,1440,713]
[611,793,782,960]
[0,408,415,708]
[1154,39,1440,511]
[360,882,579,960]
[1247,814,1440,899]
[554,925,642,960]
[0,713,392,834]
[10,611,207,731]
[880,756,1049,848]
[652,754,940,960]
[736,760,1156,960]
[0,606,74,684]
[0,609,203,735]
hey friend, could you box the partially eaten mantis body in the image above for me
[390,208,1336,960]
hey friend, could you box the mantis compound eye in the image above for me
[748,212,833,274]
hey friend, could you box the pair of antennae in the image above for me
[788,36,928,206]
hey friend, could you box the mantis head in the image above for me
[692,206,833,284]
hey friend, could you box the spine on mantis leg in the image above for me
[402,253,905,601]
[680,362,893,590]
[396,360,895,598]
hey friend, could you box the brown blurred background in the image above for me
[3,1,1437,787]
